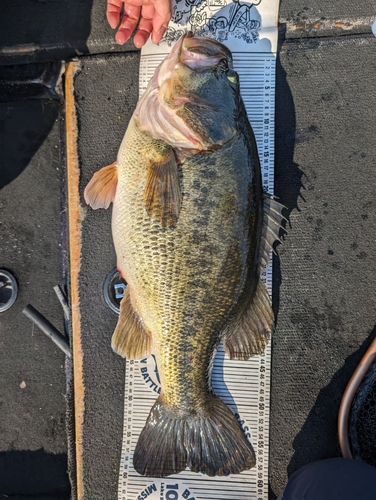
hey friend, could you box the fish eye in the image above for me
[226,70,238,84]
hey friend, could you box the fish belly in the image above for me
[112,118,260,410]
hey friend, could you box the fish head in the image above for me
[135,33,241,151]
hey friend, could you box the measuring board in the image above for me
[117,1,279,499]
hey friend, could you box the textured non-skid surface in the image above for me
[0,0,136,64]
[280,0,376,18]
[1,1,375,498]
[279,0,376,37]
[68,52,140,499]
[1,0,375,64]
[270,34,376,497]
[68,34,376,500]
[0,100,70,497]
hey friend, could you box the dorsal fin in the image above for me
[84,161,118,209]
[258,195,287,271]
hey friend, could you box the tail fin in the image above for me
[133,394,255,477]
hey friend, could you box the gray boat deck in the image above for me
[0,1,375,498]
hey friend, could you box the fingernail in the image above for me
[158,24,168,34]
[133,38,144,49]
[115,32,126,45]
[107,12,120,30]
[152,26,166,44]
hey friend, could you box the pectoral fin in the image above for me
[144,147,181,228]
[111,287,151,359]
[224,279,273,360]
[84,161,118,209]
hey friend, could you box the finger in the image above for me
[132,5,154,48]
[107,0,125,29]
[151,17,169,44]
[116,4,141,45]
[151,19,168,44]
[153,0,172,23]
[151,0,172,44]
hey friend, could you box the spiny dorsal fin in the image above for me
[84,161,118,209]
[259,195,287,271]
[144,147,181,228]
[111,287,152,359]
[224,278,273,360]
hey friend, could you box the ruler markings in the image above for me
[118,11,277,500]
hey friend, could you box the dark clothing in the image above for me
[278,458,376,500]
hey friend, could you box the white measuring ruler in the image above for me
[117,1,279,498]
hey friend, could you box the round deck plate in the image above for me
[103,268,127,314]
[0,269,18,313]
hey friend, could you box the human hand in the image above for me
[107,0,172,48]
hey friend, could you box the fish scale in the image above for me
[113,119,257,409]
[84,33,285,478]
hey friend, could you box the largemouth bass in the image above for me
[85,33,285,478]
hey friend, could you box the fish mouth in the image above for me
[181,31,233,70]
[158,32,233,86]
[135,34,235,151]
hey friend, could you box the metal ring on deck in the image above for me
[0,269,18,313]
[103,268,127,314]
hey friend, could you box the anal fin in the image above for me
[111,287,151,359]
[224,279,274,360]
[144,146,181,228]
[84,161,118,209]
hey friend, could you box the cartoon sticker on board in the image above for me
[164,0,262,45]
